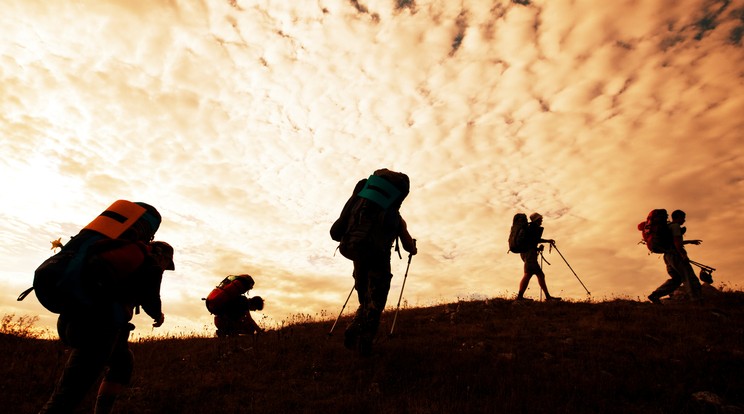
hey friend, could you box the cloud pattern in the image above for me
[1,0,743,334]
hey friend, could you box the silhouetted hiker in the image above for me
[648,209,702,304]
[516,213,561,301]
[38,201,174,414]
[330,169,417,356]
[205,274,264,337]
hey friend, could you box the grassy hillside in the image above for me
[2,291,743,414]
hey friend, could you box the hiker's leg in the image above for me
[366,266,393,337]
[41,316,118,413]
[535,271,552,298]
[518,273,533,297]
[519,250,541,298]
[345,262,369,349]
[94,382,125,414]
[352,262,371,310]
[650,254,683,300]
[653,252,683,297]
[684,263,702,300]
[673,256,702,300]
[95,330,133,414]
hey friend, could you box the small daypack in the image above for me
[330,169,410,261]
[17,200,161,313]
[205,275,254,315]
[508,213,530,253]
[638,209,672,254]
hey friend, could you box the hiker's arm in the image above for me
[539,238,555,245]
[138,258,165,326]
[244,312,263,334]
[399,218,417,255]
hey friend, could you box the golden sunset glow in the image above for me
[1,0,743,336]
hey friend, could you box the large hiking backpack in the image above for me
[330,169,410,261]
[638,209,672,254]
[205,275,255,315]
[508,213,530,253]
[17,200,161,313]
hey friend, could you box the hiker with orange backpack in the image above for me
[34,201,174,414]
[647,209,703,304]
[514,213,561,301]
[205,274,265,337]
[330,169,417,356]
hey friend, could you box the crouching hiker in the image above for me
[33,201,174,414]
[205,274,264,337]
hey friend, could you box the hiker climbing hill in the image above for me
[330,168,417,356]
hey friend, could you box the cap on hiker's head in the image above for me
[530,213,543,221]
[150,241,175,270]
[248,296,265,311]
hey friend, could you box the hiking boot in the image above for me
[546,296,562,302]
[515,296,533,302]
[648,294,662,305]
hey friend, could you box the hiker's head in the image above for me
[529,213,543,224]
[671,210,686,223]
[150,241,175,271]
[247,296,264,311]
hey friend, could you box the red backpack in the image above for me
[638,209,672,253]
[205,275,254,314]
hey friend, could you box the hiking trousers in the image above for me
[350,254,393,338]
[40,310,133,414]
[651,251,702,299]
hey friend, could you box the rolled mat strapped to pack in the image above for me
[357,174,402,209]
[83,200,147,239]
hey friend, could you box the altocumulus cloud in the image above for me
[0,0,742,334]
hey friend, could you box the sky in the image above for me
[1,0,743,337]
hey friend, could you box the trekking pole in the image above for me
[552,244,590,295]
[689,260,715,271]
[689,260,715,283]
[390,240,415,336]
[327,284,355,336]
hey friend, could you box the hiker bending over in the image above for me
[648,209,702,304]
[40,202,174,414]
[330,169,417,356]
[516,213,561,301]
[205,274,264,337]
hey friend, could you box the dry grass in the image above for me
[2,290,744,413]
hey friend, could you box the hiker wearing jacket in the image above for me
[648,209,702,304]
[40,205,174,414]
[516,213,561,301]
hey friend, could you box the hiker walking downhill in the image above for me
[330,168,417,356]
[648,209,703,304]
[38,201,174,414]
[205,274,264,337]
[516,213,561,301]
